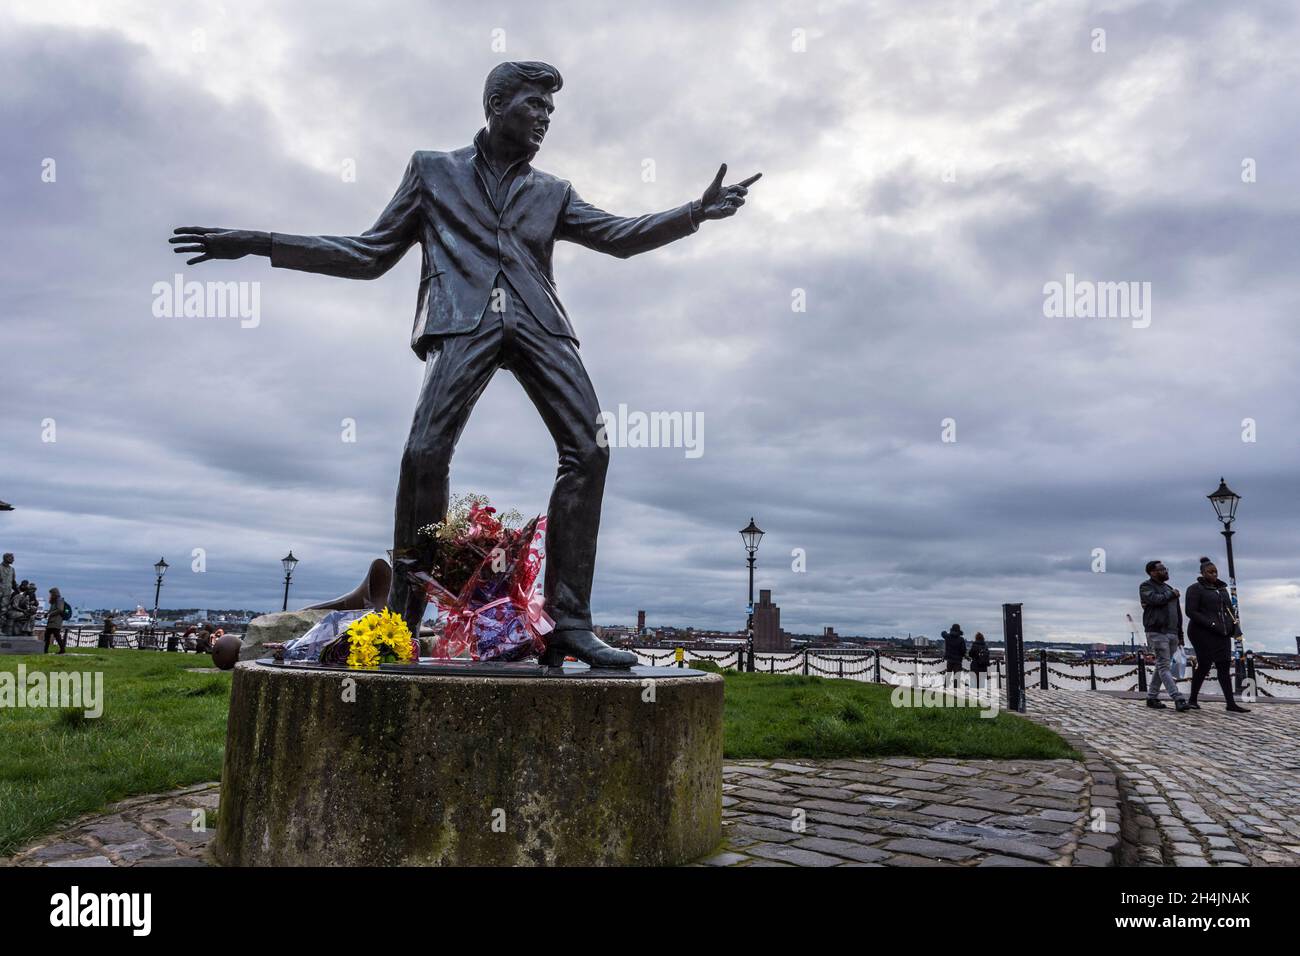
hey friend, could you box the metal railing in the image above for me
[626,645,1300,699]
[43,626,247,652]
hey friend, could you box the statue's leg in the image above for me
[388,324,504,635]
[508,327,607,635]
[508,319,637,670]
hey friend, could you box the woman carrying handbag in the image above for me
[1184,558,1249,713]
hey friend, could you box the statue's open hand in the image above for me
[169,227,267,265]
[695,164,761,221]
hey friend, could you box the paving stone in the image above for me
[730,823,799,844]
[967,837,1062,863]
[885,777,947,792]
[730,786,800,804]
[916,804,991,822]
[46,855,115,867]
[25,842,92,862]
[745,843,847,867]
[1073,847,1116,867]
[135,856,209,867]
[791,837,893,863]
[881,838,979,861]
[1209,850,1251,864]
[882,853,956,867]
[701,851,750,866]
[82,822,151,845]
[102,839,180,863]
[977,854,1050,867]
[917,762,984,777]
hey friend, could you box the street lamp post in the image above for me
[1206,478,1244,669]
[152,557,169,625]
[281,550,299,612]
[739,518,764,672]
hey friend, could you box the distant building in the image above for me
[752,589,790,652]
[637,609,646,634]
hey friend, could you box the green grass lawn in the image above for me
[0,651,1075,856]
[0,649,230,856]
[713,667,1078,761]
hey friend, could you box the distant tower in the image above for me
[752,589,790,652]
[637,609,646,634]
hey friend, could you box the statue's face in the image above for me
[491,82,554,153]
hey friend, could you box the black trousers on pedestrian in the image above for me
[388,277,608,637]
[44,626,66,654]
[1187,628,1235,705]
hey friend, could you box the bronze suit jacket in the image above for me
[270,129,700,359]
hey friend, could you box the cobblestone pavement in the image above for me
[1024,689,1300,867]
[705,755,1112,867]
[4,784,217,867]
[6,757,1106,868]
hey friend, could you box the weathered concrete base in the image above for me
[0,637,44,654]
[214,661,723,866]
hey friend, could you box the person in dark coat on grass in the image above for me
[1184,558,1249,713]
[942,624,966,676]
[966,631,988,684]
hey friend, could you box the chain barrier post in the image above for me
[1089,660,1098,691]
[874,650,882,684]
[803,648,809,676]
[1137,650,1147,693]
[1002,603,1025,713]
[1039,649,1048,690]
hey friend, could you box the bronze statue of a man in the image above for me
[172,61,759,668]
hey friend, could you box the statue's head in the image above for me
[1,553,12,564]
[483,61,563,154]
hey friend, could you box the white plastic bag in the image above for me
[1171,644,1188,680]
[281,610,366,662]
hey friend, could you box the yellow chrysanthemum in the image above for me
[343,609,414,667]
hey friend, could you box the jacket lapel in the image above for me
[501,167,533,218]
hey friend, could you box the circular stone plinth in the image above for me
[213,660,723,866]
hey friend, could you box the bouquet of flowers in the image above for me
[400,493,553,662]
[318,607,419,668]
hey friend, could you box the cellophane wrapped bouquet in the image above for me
[317,608,419,667]
[402,493,553,662]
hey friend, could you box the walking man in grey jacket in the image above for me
[1140,560,1189,711]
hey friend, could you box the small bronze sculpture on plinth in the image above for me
[172,62,759,668]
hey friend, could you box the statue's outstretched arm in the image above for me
[171,154,422,280]
[558,163,759,259]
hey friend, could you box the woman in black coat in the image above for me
[1184,558,1249,713]
[941,624,966,673]
[967,632,990,688]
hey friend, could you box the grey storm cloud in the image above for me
[1,0,1298,649]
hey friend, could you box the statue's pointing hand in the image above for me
[169,227,269,265]
[694,164,761,221]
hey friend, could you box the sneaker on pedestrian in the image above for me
[1145,698,1167,709]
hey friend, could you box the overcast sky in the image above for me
[2,0,1298,649]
